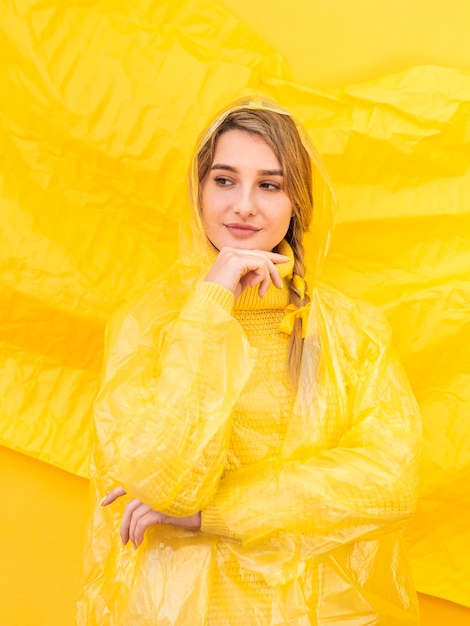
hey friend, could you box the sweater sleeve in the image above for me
[94,281,256,516]
[201,330,421,558]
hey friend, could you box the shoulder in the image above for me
[318,284,390,333]
[104,261,197,351]
[314,283,393,365]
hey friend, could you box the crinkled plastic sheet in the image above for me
[0,0,469,611]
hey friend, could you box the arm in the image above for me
[95,249,289,520]
[94,280,256,516]
[201,320,421,558]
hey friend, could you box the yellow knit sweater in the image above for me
[196,241,297,623]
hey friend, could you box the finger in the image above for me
[133,510,165,547]
[247,252,284,291]
[220,247,289,268]
[239,258,280,297]
[238,262,267,296]
[271,265,283,290]
[264,251,290,264]
[256,258,281,295]
[257,265,272,298]
[120,499,145,544]
[229,248,288,263]
[102,486,127,506]
[129,502,153,547]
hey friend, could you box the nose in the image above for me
[233,186,257,217]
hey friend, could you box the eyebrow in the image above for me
[210,163,284,176]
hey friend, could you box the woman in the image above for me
[78,98,421,624]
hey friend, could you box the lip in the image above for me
[224,223,261,238]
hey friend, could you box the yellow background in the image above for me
[2,0,470,624]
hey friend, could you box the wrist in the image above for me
[165,512,201,530]
[196,281,235,311]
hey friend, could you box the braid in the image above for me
[286,217,310,388]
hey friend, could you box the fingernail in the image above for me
[101,495,109,506]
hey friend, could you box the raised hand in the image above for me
[204,247,289,299]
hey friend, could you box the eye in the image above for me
[214,176,233,187]
[260,181,280,190]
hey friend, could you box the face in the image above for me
[200,129,293,252]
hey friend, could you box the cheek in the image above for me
[277,203,294,238]
[200,194,221,243]
[280,200,294,226]
[200,187,219,220]
[200,190,211,223]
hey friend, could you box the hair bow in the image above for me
[279,303,311,338]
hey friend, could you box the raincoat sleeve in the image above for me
[200,300,421,557]
[93,280,256,516]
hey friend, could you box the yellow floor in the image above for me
[1,446,469,625]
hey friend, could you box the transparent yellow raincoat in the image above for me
[78,99,421,625]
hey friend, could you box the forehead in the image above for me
[212,129,280,167]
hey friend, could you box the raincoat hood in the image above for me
[184,96,337,285]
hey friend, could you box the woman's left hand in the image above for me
[102,487,201,547]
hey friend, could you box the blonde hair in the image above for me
[197,108,313,388]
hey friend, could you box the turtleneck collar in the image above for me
[233,240,294,311]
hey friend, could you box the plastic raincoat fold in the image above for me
[78,98,421,625]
